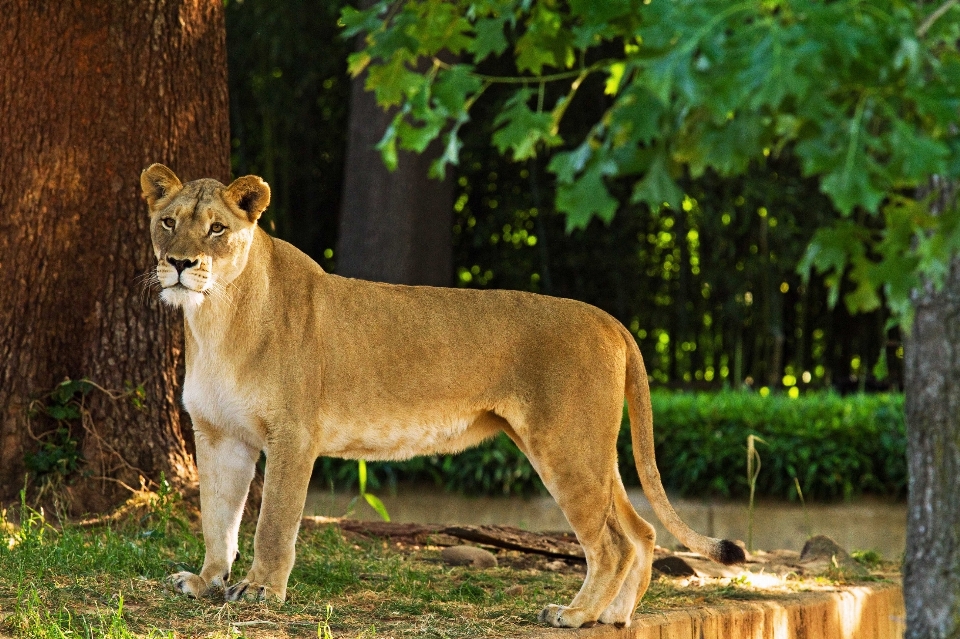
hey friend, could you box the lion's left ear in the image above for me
[223,175,271,223]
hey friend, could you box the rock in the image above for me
[800,535,847,561]
[440,545,498,568]
[799,535,868,577]
[652,556,696,576]
[503,585,524,596]
[544,560,567,572]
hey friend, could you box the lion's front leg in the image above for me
[169,428,259,598]
[224,442,314,603]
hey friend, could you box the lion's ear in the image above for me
[223,175,271,223]
[141,164,183,211]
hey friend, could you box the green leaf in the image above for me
[366,57,422,107]
[515,5,571,74]
[605,62,626,96]
[363,492,392,522]
[492,89,560,160]
[52,379,92,404]
[412,1,473,55]
[375,114,400,171]
[889,118,949,183]
[430,113,469,179]
[547,142,592,184]
[797,222,864,308]
[340,3,388,39]
[631,151,682,210]
[470,17,509,62]
[557,158,618,231]
[844,257,881,314]
[820,164,885,216]
[432,64,481,115]
[358,459,368,494]
[608,82,663,146]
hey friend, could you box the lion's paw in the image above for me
[598,609,631,628]
[224,579,284,603]
[168,571,208,598]
[538,604,596,628]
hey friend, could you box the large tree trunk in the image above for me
[337,5,454,286]
[903,179,960,638]
[0,1,229,513]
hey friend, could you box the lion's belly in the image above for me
[320,412,496,461]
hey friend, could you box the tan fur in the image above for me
[141,164,743,627]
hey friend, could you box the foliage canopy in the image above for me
[344,0,960,321]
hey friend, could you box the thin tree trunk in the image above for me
[337,0,454,286]
[904,178,960,639]
[337,84,454,285]
[0,1,229,513]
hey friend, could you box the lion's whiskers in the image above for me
[205,278,236,310]
[136,269,162,307]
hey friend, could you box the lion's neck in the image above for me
[182,228,274,347]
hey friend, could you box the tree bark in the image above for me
[0,1,229,512]
[904,178,960,638]
[336,7,454,287]
[904,264,960,637]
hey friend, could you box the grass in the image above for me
[0,489,895,639]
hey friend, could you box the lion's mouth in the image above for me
[159,281,208,308]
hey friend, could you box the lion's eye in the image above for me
[210,222,226,236]
[161,217,175,230]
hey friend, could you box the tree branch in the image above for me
[917,0,959,37]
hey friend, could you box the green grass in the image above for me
[0,490,893,638]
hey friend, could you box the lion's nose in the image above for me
[167,257,199,274]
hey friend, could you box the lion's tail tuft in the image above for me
[618,323,746,567]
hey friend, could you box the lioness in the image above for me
[141,164,744,628]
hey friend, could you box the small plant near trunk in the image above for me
[23,377,148,504]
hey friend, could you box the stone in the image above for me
[799,535,868,577]
[440,545,498,568]
[800,535,847,561]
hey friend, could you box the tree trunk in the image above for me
[0,1,230,513]
[337,9,454,286]
[904,263,960,637]
[903,178,960,639]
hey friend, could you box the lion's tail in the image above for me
[619,325,745,566]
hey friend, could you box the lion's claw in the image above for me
[538,604,594,628]
[224,580,279,602]
[168,571,207,598]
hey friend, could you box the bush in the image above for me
[638,391,906,501]
[314,392,906,501]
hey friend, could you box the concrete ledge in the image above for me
[531,583,903,639]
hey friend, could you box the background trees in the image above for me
[337,1,959,636]
[0,1,230,510]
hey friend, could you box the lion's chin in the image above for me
[160,285,206,309]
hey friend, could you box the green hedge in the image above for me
[313,392,906,501]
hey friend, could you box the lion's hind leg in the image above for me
[535,488,636,629]
[518,424,635,629]
[597,486,656,627]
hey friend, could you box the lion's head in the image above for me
[140,164,271,309]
